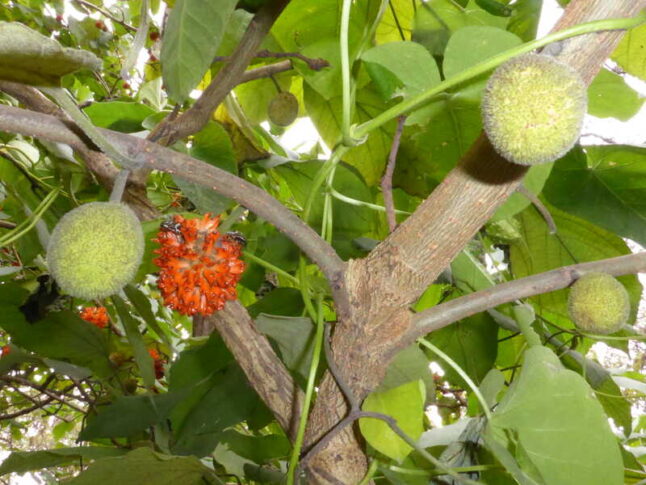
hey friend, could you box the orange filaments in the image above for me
[80,306,109,328]
[153,214,245,316]
[148,348,165,379]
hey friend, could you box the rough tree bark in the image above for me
[302,1,645,482]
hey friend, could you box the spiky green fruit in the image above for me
[268,92,299,127]
[481,54,587,166]
[47,202,144,299]
[567,272,630,335]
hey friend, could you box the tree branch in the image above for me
[381,115,406,233]
[208,301,304,440]
[406,252,646,345]
[148,0,291,145]
[0,105,345,285]
[0,81,158,221]
[302,1,644,482]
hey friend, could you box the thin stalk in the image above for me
[418,338,493,421]
[303,148,348,225]
[242,251,299,285]
[0,187,60,248]
[357,460,380,485]
[340,0,353,143]
[353,13,645,140]
[286,298,326,485]
[329,185,412,215]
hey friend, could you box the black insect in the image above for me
[160,219,182,236]
[224,231,247,248]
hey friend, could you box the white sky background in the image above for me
[3,1,646,482]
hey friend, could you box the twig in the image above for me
[381,115,406,233]
[71,0,136,32]
[239,60,294,83]
[516,184,557,234]
[215,50,329,72]
[407,252,646,345]
[148,0,291,145]
[0,220,17,229]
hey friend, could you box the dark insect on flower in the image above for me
[160,218,183,237]
[223,231,247,248]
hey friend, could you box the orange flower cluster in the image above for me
[153,214,245,316]
[79,306,109,329]
[148,348,165,379]
[1,345,10,357]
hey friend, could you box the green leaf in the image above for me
[79,392,186,440]
[443,26,522,78]
[611,23,646,81]
[427,310,498,387]
[378,344,434,393]
[0,21,100,86]
[173,121,236,214]
[361,41,441,100]
[123,285,173,348]
[542,145,646,246]
[168,333,232,391]
[587,69,645,121]
[112,295,155,387]
[171,365,258,457]
[0,307,113,378]
[161,0,238,102]
[0,447,126,476]
[506,0,542,42]
[255,314,314,380]
[272,0,381,99]
[412,0,508,57]
[359,380,425,462]
[492,161,554,221]
[375,0,415,43]
[509,203,642,333]
[247,288,304,318]
[486,346,624,485]
[212,429,290,477]
[65,447,215,485]
[304,84,397,187]
[83,102,155,132]
[275,159,379,258]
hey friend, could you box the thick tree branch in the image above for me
[303,1,644,482]
[148,0,291,145]
[407,252,646,344]
[207,301,303,440]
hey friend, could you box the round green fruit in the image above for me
[567,272,630,335]
[481,54,587,166]
[47,202,144,300]
[268,92,299,127]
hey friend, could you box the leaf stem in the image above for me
[340,0,353,144]
[0,187,59,248]
[286,297,326,485]
[418,338,493,421]
[352,13,646,140]
[242,250,299,285]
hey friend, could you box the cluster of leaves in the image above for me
[0,0,645,484]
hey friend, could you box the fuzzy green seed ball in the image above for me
[268,92,299,127]
[567,272,630,335]
[482,54,587,166]
[47,202,144,299]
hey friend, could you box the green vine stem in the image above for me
[242,250,300,285]
[352,13,645,140]
[0,187,59,248]
[286,297,326,485]
[418,337,493,421]
[340,0,353,144]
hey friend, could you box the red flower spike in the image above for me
[153,214,245,316]
[80,306,109,329]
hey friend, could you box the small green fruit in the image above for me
[567,272,630,335]
[481,54,587,166]
[268,92,299,127]
[47,202,144,299]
